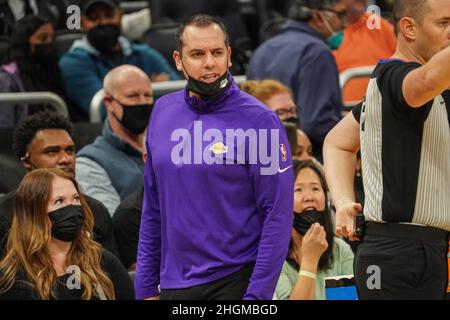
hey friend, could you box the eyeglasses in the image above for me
[321,8,348,23]
[275,107,297,118]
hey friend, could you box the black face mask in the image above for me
[186,71,230,100]
[293,210,326,236]
[112,99,153,134]
[284,116,299,126]
[48,205,84,242]
[180,55,231,100]
[87,24,121,53]
[33,42,57,64]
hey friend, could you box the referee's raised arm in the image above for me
[402,46,450,108]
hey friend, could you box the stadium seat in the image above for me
[0,154,26,194]
[0,128,26,194]
[72,122,103,150]
[0,36,10,64]
[258,17,288,43]
[142,23,179,71]
[54,30,84,59]
[254,0,292,22]
[120,1,150,14]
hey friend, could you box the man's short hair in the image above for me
[13,110,73,159]
[175,14,230,53]
[393,0,429,34]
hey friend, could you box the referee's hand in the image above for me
[335,202,363,241]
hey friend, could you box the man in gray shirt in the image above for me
[76,65,153,215]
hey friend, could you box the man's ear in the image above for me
[173,50,183,72]
[81,16,89,32]
[228,47,232,68]
[311,9,328,29]
[103,95,115,113]
[399,17,417,41]
[21,154,32,171]
[118,8,124,21]
[142,152,147,163]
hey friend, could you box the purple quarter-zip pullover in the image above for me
[135,76,293,300]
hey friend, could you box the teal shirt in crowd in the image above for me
[59,36,180,119]
[275,237,354,300]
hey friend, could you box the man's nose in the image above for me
[138,94,153,104]
[203,52,215,69]
[136,95,146,104]
[59,152,74,164]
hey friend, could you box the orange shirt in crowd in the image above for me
[333,12,397,103]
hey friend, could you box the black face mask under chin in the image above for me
[293,210,326,236]
[284,116,299,126]
[186,72,230,100]
[181,58,230,100]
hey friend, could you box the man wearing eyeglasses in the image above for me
[247,0,347,162]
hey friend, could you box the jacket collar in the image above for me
[102,117,142,158]
[70,35,133,57]
[282,19,326,42]
[184,73,239,113]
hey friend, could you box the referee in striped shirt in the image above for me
[323,0,450,299]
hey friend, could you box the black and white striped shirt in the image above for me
[353,60,450,231]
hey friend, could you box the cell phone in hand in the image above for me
[353,213,365,238]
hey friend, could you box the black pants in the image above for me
[160,264,254,300]
[355,222,448,300]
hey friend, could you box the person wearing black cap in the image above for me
[59,0,180,120]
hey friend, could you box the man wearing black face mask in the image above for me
[76,65,153,216]
[135,14,294,301]
[59,0,180,121]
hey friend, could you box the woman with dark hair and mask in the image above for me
[274,160,354,300]
[0,168,134,300]
[0,15,66,128]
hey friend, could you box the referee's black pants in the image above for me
[355,222,448,300]
[159,264,253,300]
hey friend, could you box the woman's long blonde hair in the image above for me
[0,168,115,299]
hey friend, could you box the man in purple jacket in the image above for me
[135,14,294,300]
